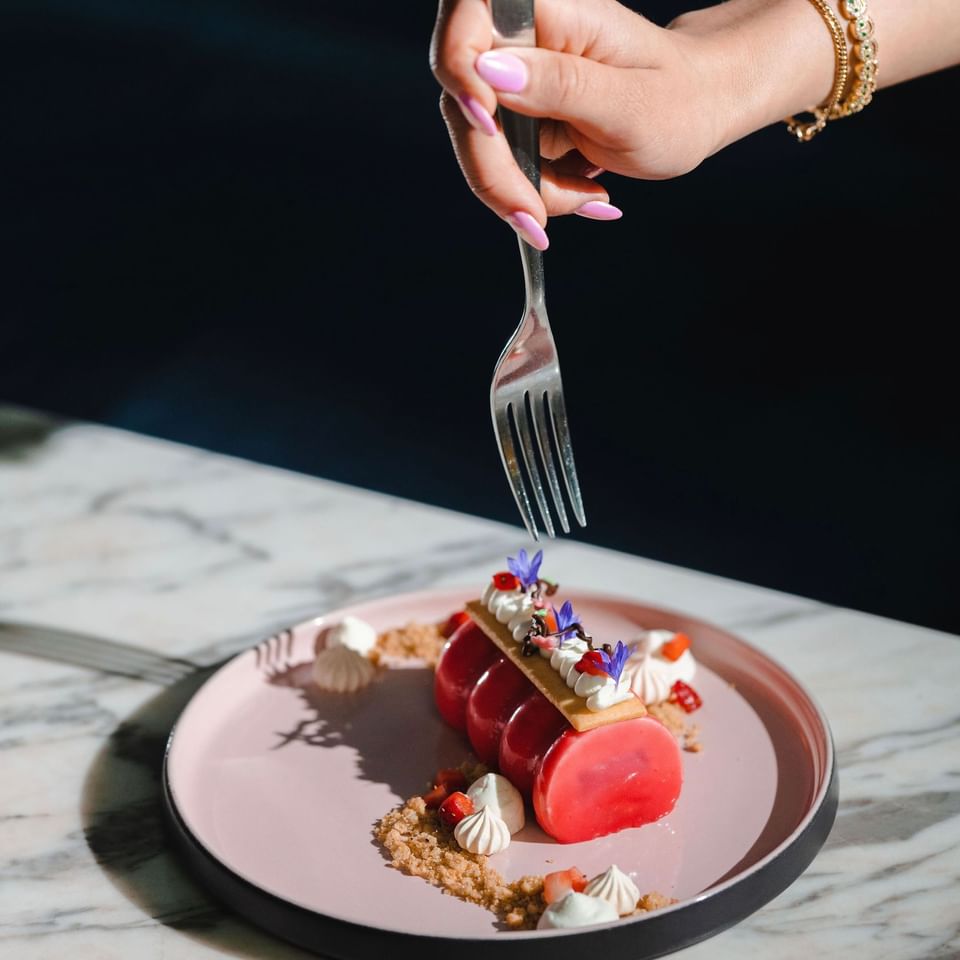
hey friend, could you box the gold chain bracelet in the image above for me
[785,0,850,141]
[831,0,879,117]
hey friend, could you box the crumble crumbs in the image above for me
[372,621,446,667]
[647,700,702,752]
[374,762,676,930]
[638,892,679,911]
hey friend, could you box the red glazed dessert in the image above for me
[433,550,698,844]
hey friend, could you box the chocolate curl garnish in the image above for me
[521,610,593,657]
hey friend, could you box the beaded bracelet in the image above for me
[785,0,850,142]
[832,0,878,117]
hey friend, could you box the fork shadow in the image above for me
[80,665,317,959]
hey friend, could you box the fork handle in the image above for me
[491,0,546,308]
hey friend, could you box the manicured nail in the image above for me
[476,51,528,93]
[507,211,549,250]
[583,165,605,179]
[574,201,623,221]
[457,93,497,137]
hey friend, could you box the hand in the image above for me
[430,0,727,248]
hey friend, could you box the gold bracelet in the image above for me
[785,0,850,141]
[831,0,878,117]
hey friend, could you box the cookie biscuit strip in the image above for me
[466,601,646,733]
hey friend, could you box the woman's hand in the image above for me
[430,0,729,248]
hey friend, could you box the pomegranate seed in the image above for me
[670,680,703,713]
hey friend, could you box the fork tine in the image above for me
[512,397,556,539]
[494,402,540,540]
[547,388,586,527]
[530,389,570,534]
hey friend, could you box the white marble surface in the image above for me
[1,406,958,960]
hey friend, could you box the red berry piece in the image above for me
[438,791,474,828]
[670,680,703,713]
[660,632,691,662]
[422,784,448,809]
[492,571,520,591]
[442,610,472,638]
[573,651,606,676]
[543,867,588,905]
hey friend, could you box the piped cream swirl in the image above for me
[454,804,511,856]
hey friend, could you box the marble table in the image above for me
[2,405,958,960]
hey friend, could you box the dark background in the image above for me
[3,1,957,632]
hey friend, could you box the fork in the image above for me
[0,621,199,685]
[489,0,586,541]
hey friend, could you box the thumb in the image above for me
[475,47,635,135]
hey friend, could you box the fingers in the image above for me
[430,0,498,136]
[440,92,620,242]
[475,47,640,142]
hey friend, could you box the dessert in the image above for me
[307,559,696,931]
[433,550,702,843]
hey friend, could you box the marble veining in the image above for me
[1,405,958,959]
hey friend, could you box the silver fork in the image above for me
[489,0,586,541]
[0,621,199,685]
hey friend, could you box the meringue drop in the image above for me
[466,773,525,835]
[537,892,619,929]
[322,615,378,656]
[312,645,375,692]
[583,864,641,916]
[453,804,511,856]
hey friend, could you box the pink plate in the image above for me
[163,588,836,958]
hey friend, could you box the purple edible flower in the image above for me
[507,548,543,591]
[551,600,580,646]
[597,641,630,684]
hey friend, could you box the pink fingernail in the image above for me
[574,201,623,221]
[583,165,605,179]
[457,93,497,136]
[476,51,528,93]
[507,211,549,250]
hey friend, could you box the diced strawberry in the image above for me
[434,768,467,793]
[438,791,474,827]
[492,571,520,591]
[661,633,691,662]
[543,867,588,904]
[670,680,703,713]
[441,610,472,638]
[573,650,606,676]
[422,784,448,809]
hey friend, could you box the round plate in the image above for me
[163,588,837,960]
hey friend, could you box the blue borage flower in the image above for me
[550,600,580,646]
[507,548,543,591]
[597,640,630,684]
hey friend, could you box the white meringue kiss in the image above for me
[321,615,378,656]
[312,645,375,693]
[583,864,640,916]
[454,805,511,856]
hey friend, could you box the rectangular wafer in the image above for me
[467,601,645,733]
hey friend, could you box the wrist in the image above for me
[668,0,840,153]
